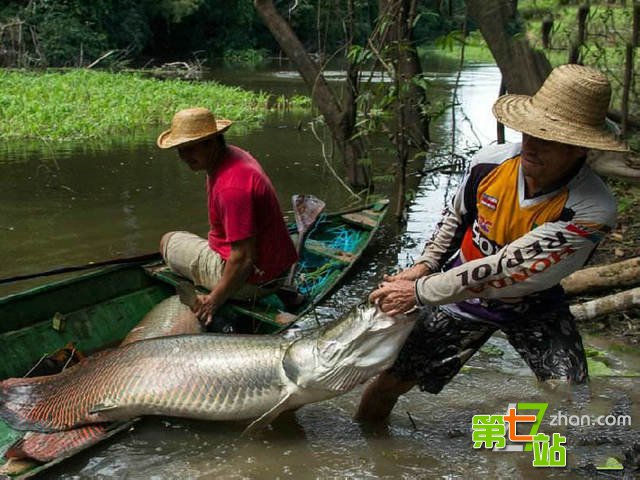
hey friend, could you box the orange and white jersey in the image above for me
[414,143,617,323]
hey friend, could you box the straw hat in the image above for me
[492,64,628,152]
[157,107,233,149]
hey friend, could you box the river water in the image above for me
[1,61,638,478]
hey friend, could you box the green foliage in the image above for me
[520,1,638,118]
[347,45,374,66]
[34,8,109,66]
[0,0,271,66]
[156,0,205,23]
[0,0,483,68]
[372,174,395,184]
[610,181,640,216]
[269,94,311,110]
[435,29,464,52]
[587,357,615,376]
[0,0,153,66]
[0,70,270,141]
[413,0,467,43]
[424,31,495,65]
[222,48,269,66]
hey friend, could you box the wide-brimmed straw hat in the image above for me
[492,64,628,152]
[157,107,233,149]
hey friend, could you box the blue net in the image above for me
[296,261,339,296]
[293,225,365,296]
[323,226,364,253]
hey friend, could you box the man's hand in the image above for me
[369,279,418,316]
[193,293,221,327]
[384,263,431,282]
[191,237,255,328]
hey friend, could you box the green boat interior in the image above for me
[0,199,388,478]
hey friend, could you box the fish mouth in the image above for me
[370,312,418,333]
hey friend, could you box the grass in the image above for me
[0,69,276,141]
[421,31,497,65]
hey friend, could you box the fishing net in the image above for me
[256,221,367,310]
[295,223,365,297]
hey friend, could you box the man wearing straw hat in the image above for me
[356,64,629,421]
[157,107,298,326]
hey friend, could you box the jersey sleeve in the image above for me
[415,218,612,305]
[414,143,520,271]
[413,187,468,272]
[217,187,255,243]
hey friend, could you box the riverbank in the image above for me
[582,179,640,346]
[429,1,636,112]
[0,69,304,141]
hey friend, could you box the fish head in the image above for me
[314,304,419,379]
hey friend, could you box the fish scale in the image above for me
[0,305,418,435]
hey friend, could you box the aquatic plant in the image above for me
[0,69,272,141]
[222,48,269,66]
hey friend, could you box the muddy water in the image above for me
[1,63,638,478]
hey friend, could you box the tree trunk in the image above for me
[253,0,369,188]
[343,0,369,188]
[377,0,430,149]
[541,15,554,49]
[569,4,590,64]
[466,0,551,95]
[570,287,640,321]
[562,257,640,295]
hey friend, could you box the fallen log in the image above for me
[570,286,640,321]
[588,150,640,184]
[561,257,640,295]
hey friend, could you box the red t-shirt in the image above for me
[207,146,297,284]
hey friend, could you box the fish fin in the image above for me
[5,424,109,462]
[0,351,117,432]
[242,394,292,437]
[89,401,119,414]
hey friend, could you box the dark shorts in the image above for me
[389,306,588,394]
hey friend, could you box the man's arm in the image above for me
[415,220,608,305]
[413,144,519,275]
[194,236,256,325]
[372,219,608,314]
[389,174,473,282]
[387,205,463,281]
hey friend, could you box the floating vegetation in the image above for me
[0,69,272,141]
[268,94,311,111]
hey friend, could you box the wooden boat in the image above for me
[0,199,388,478]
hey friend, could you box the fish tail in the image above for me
[0,352,114,433]
[4,424,108,462]
[0,376,70,432]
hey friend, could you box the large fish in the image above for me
[120,294,203,346]
[3,294,202,463]
[0,304,417,435]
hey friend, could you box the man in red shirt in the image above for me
[157,107,298,325]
